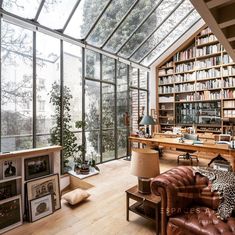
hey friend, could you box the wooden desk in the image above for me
[129,136,235,171]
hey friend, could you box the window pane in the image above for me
[142,10,201,66]
[87,0,136,47]
[117,62,128,128]
[117,128,127,158]
[65,0,110,39]
[36,32,60,147]
[102,83,115,129]
[130,89,139,132]
[102,130,115,161]
[85,49,100,80]
[102,55,115,82]
[2,0,41,19]
[131,1,195,62]
[1,21,33,152]
[64,42,82,131]
[130,67,138,87]
[118,0,179,58]
[38,0,78,29]
[140,91,147,115]
[139,70,148,89]
[85,131,101,163]
[85,80,100,130]
[104,0,160,53]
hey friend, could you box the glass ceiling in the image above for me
[1,0,202,68]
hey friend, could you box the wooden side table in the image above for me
[126,185,161,235]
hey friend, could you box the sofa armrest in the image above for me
[151,166,197,216]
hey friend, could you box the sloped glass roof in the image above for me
[1,0,202,68]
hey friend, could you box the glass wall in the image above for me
[0,19,149,172]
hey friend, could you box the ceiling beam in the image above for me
[207,0,233,9]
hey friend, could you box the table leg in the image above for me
[126,193,129,221]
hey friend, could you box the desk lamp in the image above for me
[139,115,156,137]
[130,149,159,194]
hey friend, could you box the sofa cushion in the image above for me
[62,188,90,205]
[168,206,235,235]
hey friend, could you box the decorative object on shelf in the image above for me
[130,149,159,194]
[62,188,90,206]
[139,115,156,137]
[24,155,50,181]
[0,195,22,234]
[0,180,17,200]
[29,193,54,222]
[26,174,61,211]
[3,160,17,179]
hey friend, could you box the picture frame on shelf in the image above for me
[26,174,61,210]
[0,195,23,234]
[3,160,17,179]
[24,155,50,181]
[29,193,54,222]
[0,180,17,200]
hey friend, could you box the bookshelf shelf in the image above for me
[156,26,235,134]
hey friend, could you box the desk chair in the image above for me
[177,133,199,166]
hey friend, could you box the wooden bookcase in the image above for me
[157,27,235,134]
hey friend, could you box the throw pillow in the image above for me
[62,188,90,205]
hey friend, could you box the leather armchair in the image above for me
[151,166,235,235]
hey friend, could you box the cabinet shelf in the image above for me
[0,176,22,183]
[158,73,174,77]
[196,52,221,60]
[196,40,219,47]
[174,57,195,64]
[197,76,221,81]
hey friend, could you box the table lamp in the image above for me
[130,149,159,194]
[139,115,156,137]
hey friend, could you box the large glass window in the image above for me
[1,21,33,152]
[36,32,60,148]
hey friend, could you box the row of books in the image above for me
[223,77,235,88]
[195,56,221,68]
[159,96,174,103]
[159,86,174,94]
[175,83,195,92]
[197,68,221,79]
[197,34,217,45]
[158,68,174,76]
[175,73,196,83]
[173,45,195,61]
[195,44,221,57]
[224,100,235,108]
[223,90,235,99]
[175,62,195,73]
[222,66,235,76]
[159,75,174,85]
[224,110,235,118]
[196,79,221,90]
[199,27,212,36]
[222,54,233,64]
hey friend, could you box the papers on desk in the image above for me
[193,140,203,145]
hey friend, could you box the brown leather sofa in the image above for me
[151,166,235,235]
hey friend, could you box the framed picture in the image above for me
[3,160,17,179]
[0,195,22,234]
[29,194,54,222]
[24,155,50,181]
[0,180,17,200]
[26,174,61,210]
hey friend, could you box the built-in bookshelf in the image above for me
[157,27,235,134]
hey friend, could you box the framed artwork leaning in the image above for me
[0,195,23,234]
[3,160,17,179]
[29,194,54,222]
[24,155,50,181]
[0,180,17,200]
[26,174,61,210]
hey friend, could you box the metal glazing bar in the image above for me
[115,0,164,54]
[148,18,201,67]
[147,72,149,115]
[100,0,139,49]
[0,0,3,8]
[83,0,112,41]
[60,40,64,174]
[127,0,185,59]
[0,17,2,151]
[126,64,130,157]
[100,53,103,163]
[138,8,195,63]
[114,59,117,159]
[33,31,36,148]
[34,0,45,21]
[0,9,150,70]
[62,0,82,33]
[82,47,85,162]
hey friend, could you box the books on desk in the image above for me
[193,140,203,145]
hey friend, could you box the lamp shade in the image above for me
[139,115,156,125]
[130,149,159,178]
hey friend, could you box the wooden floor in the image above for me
[5,150,210,235]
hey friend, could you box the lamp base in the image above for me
[138,177,151,194]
